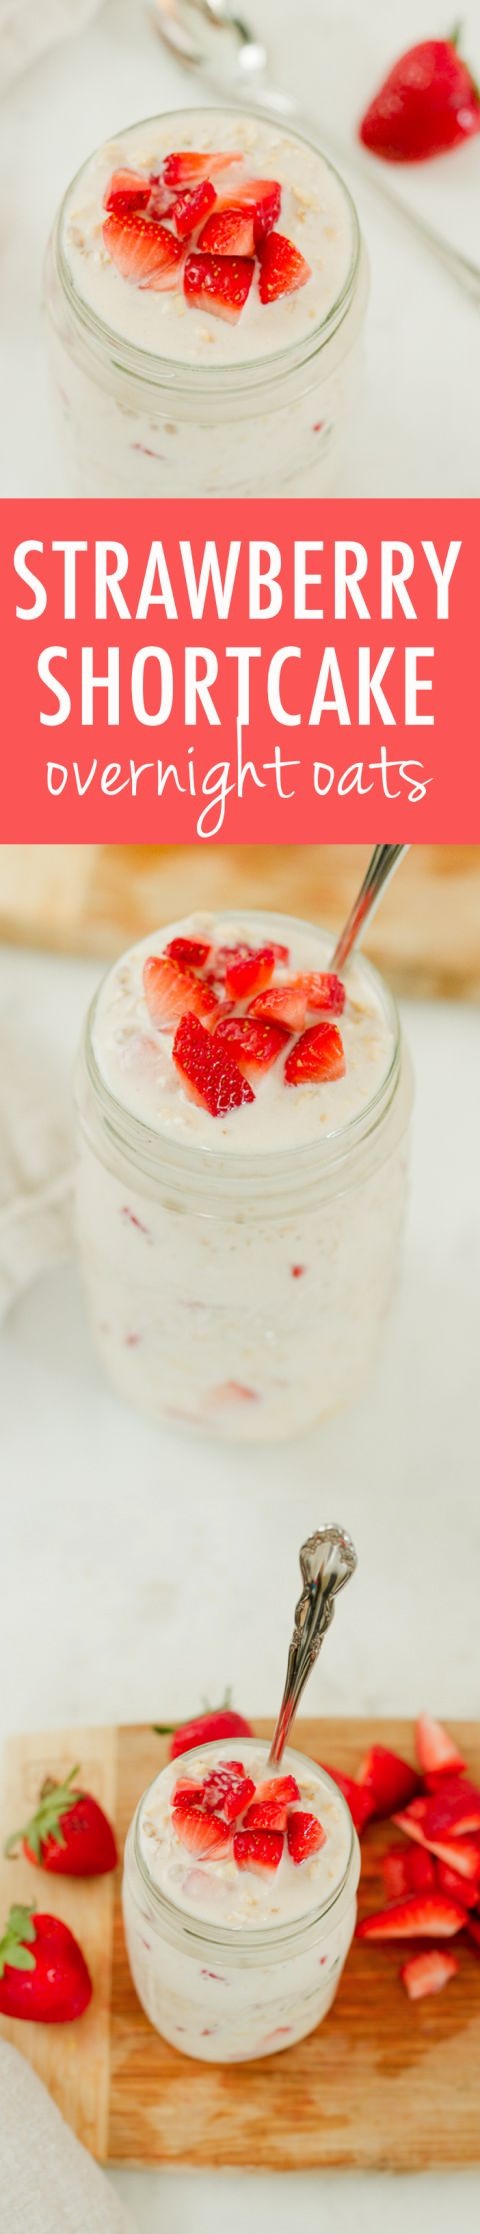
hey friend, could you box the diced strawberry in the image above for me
[356,1745,421,1821]
[269,942,290,963]
[248,981,310,1033]
[184,251,254,323]
[201,1763,255,1822]
[164,936,211,968]
[259,231,312,304]
[242,1801,289,1831]
[305,972,346,1016]
[163,152,242,187]
[215,178,282,244]
[436,1860,479,1909]
[146,176,176,220]
[199,208,256,257]
[174,1805,231,1858]
[287,1811,326,1864]
[208,942,252,982]
[319,1765,375,1835]
[393,1806,480,1884]
[253,1776,301,1806]
[422,1777,480,1838]
[401,1950,459,2001]
[233,1828,284,1874]
[381,1843,437,1902]
[284,1022,346,1087]
[103,168,151,215]
[171,181,217,238]
[224,945,276,1001]
[172,1779,205,1811]
[415,1713,466,1782]
[102,210,184,290]
[173,1013,254,1117]
[213,1016,288,1081]
[143,954,219,1031]
[357,1893,466,1940]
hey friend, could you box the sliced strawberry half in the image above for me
[259,231,312,304]
[143,954,219,1031]
[319,1764,375,1835]
[242,1799,289,1832]
[421,1777,480,1839]
[199,208,256,257]
[164,936,211,968]
[253,1776,301,1807]
[356,1745,421,1821]
[233,1828,283,1875]
[214,178,282,244]
[305,972,346,1016]
[201,1763,255,1822]
[171,181,217,238]
[393,1804,480,1884]
[357,1892,466,1941]
[287,1811,326,1864]
[285,1022,346,1087]
[248,981,309,1033]
[224,945,276,1000]
[381,1842,437,1902]
[401,1950,459,2001]
[415,1713,466,1783]
[103,168,151,215]
[173,1012,254,1117]
[102,211,183,291]
[184,251,254,324]
[163,152,242,187]
[172,1778,205,1810]
[174,1804,231,1858]
[213,1015,288,1081]
[436,1860,479,1909]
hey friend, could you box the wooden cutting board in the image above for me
[1,1718,479,2171]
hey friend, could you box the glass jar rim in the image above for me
[81,908,402,1191]
[130,1740,359,1956]
[56,104,362,397]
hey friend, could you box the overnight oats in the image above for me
[122,1740,359,2061]
[75,909,413,1440]
[44,106,368,495]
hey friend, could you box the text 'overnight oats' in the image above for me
[122,1740,359,2061]
[74,909,413,1440]
[44,108,368,495]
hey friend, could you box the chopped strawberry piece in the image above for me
[164,936,211,968]
[356,1745,421,1821]
[253,1776,300,1806]
[259,230,312,304]
[174,1805,231,1858]
[243,1800,289,1832]
[163,152,242,187]
[269,942,290,963]
[287,1811,326,1864]
[285,1022,346,1087]
[143,954,219,1031]
[145,176,176,220]
[172,1780,205,1812]
[224,945,276,1000]
[201,1763,255,1822]
[319,1765,375,1835]
[173,1013,254,1117]
[184,250,254,324]
[102,211,184,291]
[381,1843,437,1902]
[171,181,217,238]
[103,168,151,215]
[213,1015,288,1081]
[199,208,256,257]
[233,1828,283,1875]
[436,1860,479,1909]
[357,1893,466,1940]
[422,1777,480,1839]
[208,942,252,982]
[415,1713,466,1782]
[393,1805,480,1884]
[401,1950,459,2001]
[248,981,309,1033]
[215,178,282,244]
[305,972,346,1016]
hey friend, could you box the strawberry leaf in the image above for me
[0,1903,37,1979]
[4,1765,81,1861]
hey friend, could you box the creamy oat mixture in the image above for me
[139,1743,350,1928]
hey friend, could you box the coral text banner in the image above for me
[1,499,478,841]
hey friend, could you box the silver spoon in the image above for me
[149,0,480,303]
[330,843,407,975]
[268,1524,357,1767]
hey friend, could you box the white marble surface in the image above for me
[0,937,480,2228]
[1,0,480,494]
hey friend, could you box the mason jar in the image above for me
[43,107,368,497]
[122,1742,360,2063]
[74,910,413,1442]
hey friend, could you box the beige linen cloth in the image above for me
[0,1012,73,1323]
[0,2040,136,2232]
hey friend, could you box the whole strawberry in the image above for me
[359,32,480,162]
[154,1704,253,1761]
[5,1765,117,1876]
[0,1904,92,2023]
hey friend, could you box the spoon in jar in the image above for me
[268,1524,357,1767]
[330,843,408,976]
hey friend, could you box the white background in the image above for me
[0,0,480,493]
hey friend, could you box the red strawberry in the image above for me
[357,1892,466,1941]
[254,1776,301,1806]
[259,231,312,304]
[172,1778,205,1810]
[103,168,151,215]
[393,1806,480,1884]
[5,1766,117,1877]
[145,176,176,220]
[102,210,184,290]
[287,1811,326,1864]
[164,936,211,968]
[0,1904,92,2024]
[243,1799,289,1831]
[305,972,346,1016]
[201,1763,256,1822]
[319,1764,375,1835]
[284,1022,346,1087]
[143,954,219,1031]
[171,180,217,238]
[229,177,282,244]
[213,1016,288,1081]
[381,1843,437,1902]
[415,1713,466,1783]
[174,1805,231,1858]
[436,1860,479,1910]
[224,945,276,1001]
[233,1828,283,1874]
[184,251,254,323]
[356,1745,421,1821]
[208,942,253,983]
[248,981,309,1033]
[401,1950,459,2001]
[162,1707,253,1762]
[173,1012,255,1116]
[422,1777,480,1839]
[199,208,256,257]
[359,35,480,163]
[163,152,242,187]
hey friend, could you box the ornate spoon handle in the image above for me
[268,1525,357,1767]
